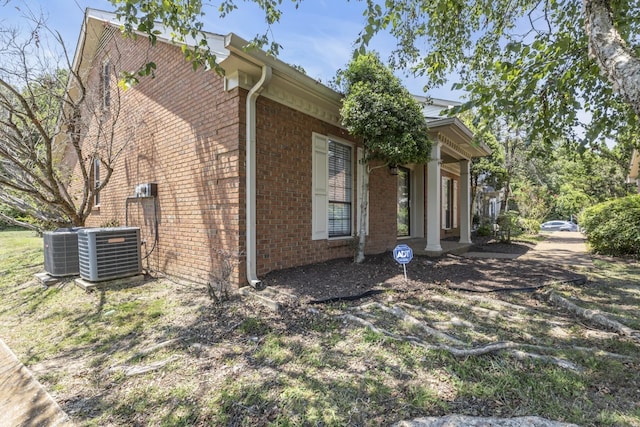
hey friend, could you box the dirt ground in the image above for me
[261,239,584,304]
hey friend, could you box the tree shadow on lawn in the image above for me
[16,269,633,426]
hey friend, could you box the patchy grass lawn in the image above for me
[0,229,639,426]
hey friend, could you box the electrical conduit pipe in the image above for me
[245,65,272,288]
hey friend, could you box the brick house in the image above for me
[66,9,490,287]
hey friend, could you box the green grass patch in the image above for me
[2,228,640,426]
[0,229,43,285]
[254,335,293,366]
[238,316,271,335]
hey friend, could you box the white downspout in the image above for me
[246,65,272,288]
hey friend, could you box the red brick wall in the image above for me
[253,98,399,276]
[71,26,404,286]
[72,30,243,286]
[366,161,399,253]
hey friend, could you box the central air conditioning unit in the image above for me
[43,228,81,276]
[77,227,142,282]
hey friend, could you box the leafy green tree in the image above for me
[337,53,431,262]
[553,184,592,220]
[356,0,640,151]
[511,180,551,223]
[110,0,640,155]
[531,142,632,220]
[464,115,507,223]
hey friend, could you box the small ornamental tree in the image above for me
[338,53,431,263]
[0,12,137,231]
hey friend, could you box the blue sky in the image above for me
[1,0,464,101]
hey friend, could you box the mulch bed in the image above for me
[261,239,585,304]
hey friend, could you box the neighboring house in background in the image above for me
[629,149,640,193]
[474,185,503,226]
[64,9,490,288]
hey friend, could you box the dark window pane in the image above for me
[328,141,352,237]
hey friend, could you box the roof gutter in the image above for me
[245,65,272,288]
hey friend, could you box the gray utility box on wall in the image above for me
[43,228,81,276]
[77,227,142,282]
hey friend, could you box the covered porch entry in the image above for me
[394,117,491,255]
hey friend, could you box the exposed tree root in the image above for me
[341,313,518,356]
[463,293,542,314]
[343,288,640,372]
[399,300,528,326]
[356,302,466,345]
[540,290,640,341]
[122,338,183,365]
[509,350,583,372]
[428,292,541,315]
[395,301,498,342]
[393,414,580,426]
[109,355,181,377]
[432,317,475,330]
[555,345,637,361]
[341,305,584,372]
[105,339,185,377]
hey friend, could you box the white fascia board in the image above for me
[222,33,342,105]
[77,8,230,69]
[427,117,491,158]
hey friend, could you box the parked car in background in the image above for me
[540,220,578,232]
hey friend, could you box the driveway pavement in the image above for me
[0,339,73,427]
[519,231,593,269]
[466,231,593,269]
[0,231,591,427]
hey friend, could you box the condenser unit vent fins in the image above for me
[78,227,141,282]
[43,229,81,276]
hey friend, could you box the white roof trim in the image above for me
[72,8,474,134]
[74,8,230,73]
[427,117,491,158]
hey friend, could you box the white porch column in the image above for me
[425,142,442,252]
[459,159,472,244]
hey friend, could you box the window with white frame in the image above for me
[328,140,352,237]
[441,176,458,229]
[312,133,363,240]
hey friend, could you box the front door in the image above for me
[397,167,410,237]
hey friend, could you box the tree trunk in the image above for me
[470,174,479,227]
[584,0,640,118]
[354,164,370,264]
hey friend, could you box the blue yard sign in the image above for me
[393,244,413,264]
[393,244,413,280]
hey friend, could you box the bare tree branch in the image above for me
[0,12,143,230]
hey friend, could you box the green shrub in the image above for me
[519,218,541,234]
[496,211,523,243]
[476,224,492,237]
[580,195,640,257]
